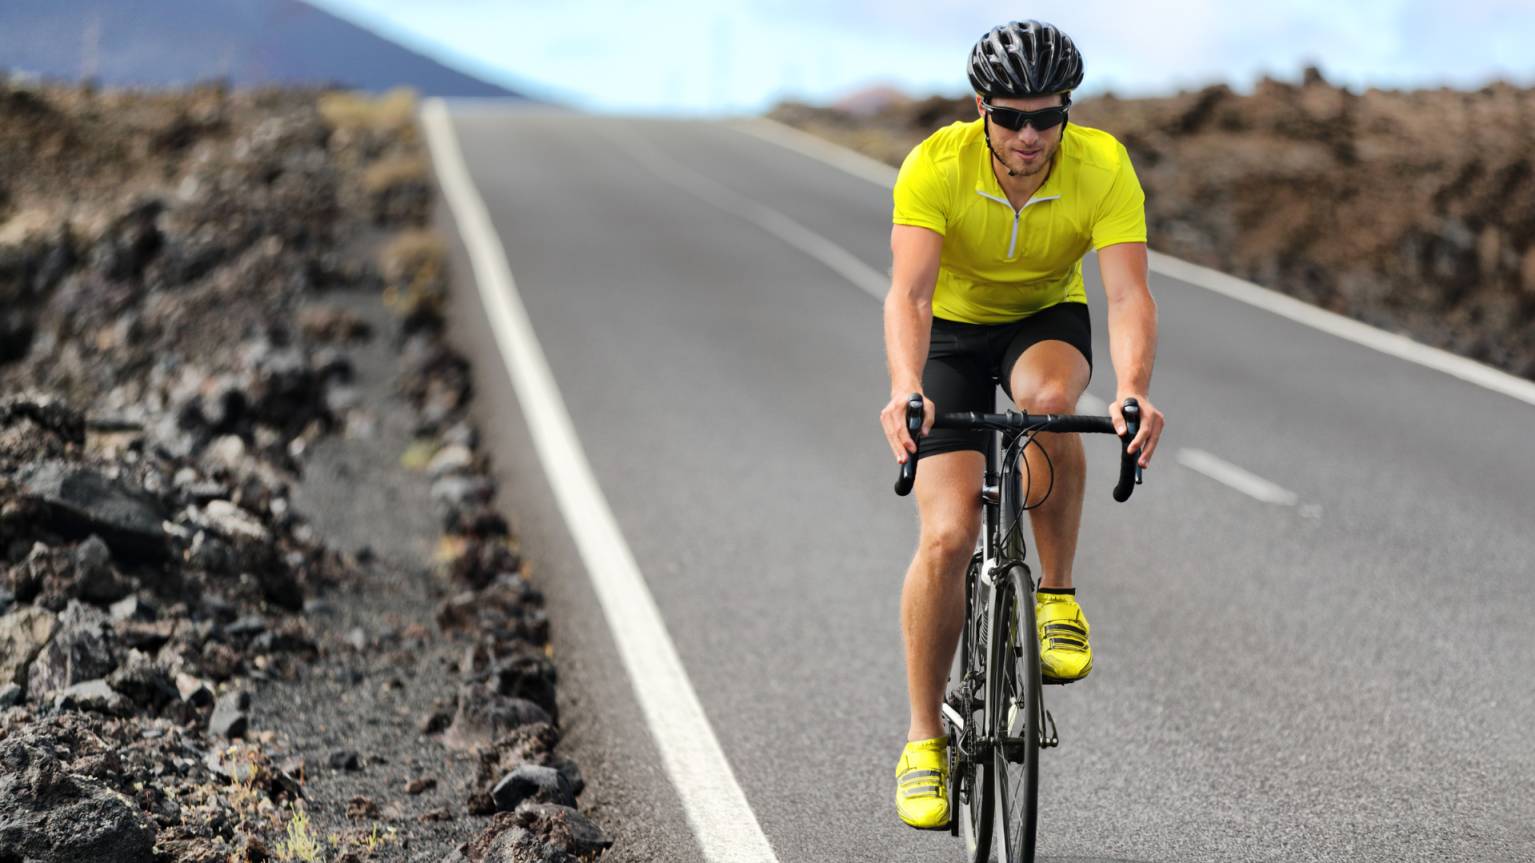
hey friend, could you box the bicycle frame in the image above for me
[970,430,1045,725]
[902,394,1141,861]
[946,427,1035,845]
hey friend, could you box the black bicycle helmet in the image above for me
[968,20,1084,97]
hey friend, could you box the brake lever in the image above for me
[893,393,923,496]
[1113,398,1142,502]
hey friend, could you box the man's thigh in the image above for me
[913,449,985,540]
[917,324,994,459]
[997,303,1093,410]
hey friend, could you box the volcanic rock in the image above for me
[106,650,179,710]
[346,795,380,819]
[53,678,130,715]
[0,737,157,862]
[210,689,251,738]
[184,500,270,543]
[0,604,57,685]
[109,593,158,622]
[328,749,362,771]
[467,802,611,862]
[490,764,575,812]
[26,600,117,699]
[18,463,167,561]
[73,534,134,603]
[514,802,612,857]
[443,682,552,751]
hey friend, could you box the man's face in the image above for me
[976,93,1066,178]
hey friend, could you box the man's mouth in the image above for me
[1014,148,1042,161]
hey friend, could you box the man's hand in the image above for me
[1111,394,1164,468]
[880,393,936,464]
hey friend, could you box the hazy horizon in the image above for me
[305,0,1535,114]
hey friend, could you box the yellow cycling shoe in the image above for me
[894,735,949,829]
[1037,590,1092,683]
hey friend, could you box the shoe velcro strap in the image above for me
[1043,622,1086,637]
[899,768,946,797]
[1047,637,1087,651]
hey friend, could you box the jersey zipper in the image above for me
[975,191,1060,259]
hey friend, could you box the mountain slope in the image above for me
[0,0,526,99]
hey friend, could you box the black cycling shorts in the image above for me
[916,301,1092,460]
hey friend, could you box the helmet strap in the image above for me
[983,114,1019,178]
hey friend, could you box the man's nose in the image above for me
[1017,124,1041,144]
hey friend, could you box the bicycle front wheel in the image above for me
[990,564,1040,863]
[953,558,993,862]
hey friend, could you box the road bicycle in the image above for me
[893,394,1143,863]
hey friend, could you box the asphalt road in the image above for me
[432,106,1535,863]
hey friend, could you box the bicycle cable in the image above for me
[998,430,1056,554]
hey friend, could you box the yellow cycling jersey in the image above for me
[892,118,1147,324]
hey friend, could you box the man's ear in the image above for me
[974,94,985,116]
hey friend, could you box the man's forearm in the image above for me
[885,293,933,397]
[1106,290,1158,396]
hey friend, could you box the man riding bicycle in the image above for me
[877,20,1167,830]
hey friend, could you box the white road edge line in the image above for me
[1176,448,1299,506]
[737,116,1535,409]
[420,99,779,863]
[1144,251,1535,406]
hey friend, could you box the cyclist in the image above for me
[879,20,1166,829]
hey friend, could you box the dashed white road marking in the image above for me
[741,116,1535,410]
[735,116,900,187]
[421,99,779,863]
[623,135,889,301]
[1176,448,1301,506]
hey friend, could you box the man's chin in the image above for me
[1013,159,1047,177]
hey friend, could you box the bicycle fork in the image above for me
[1002,570,1062,755]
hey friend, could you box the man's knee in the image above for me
[1013,381,1079,414]
[1009,341,1090,414]
[916,521,977,570]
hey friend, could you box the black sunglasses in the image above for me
[981,96,1072,132]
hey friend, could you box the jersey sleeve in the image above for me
[1090,143,1147,250]
[892,141,949,236]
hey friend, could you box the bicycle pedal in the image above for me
[1040,674,1078,686]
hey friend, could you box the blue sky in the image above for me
[308,0,1535,113]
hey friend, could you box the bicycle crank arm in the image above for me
[940,701,965,733]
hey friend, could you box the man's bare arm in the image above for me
[1097,241,1166,466]
[880,225,944,463]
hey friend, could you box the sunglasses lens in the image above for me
[988,105,1066,132]
[991,108,1026,131]
[1033,109,1066,131]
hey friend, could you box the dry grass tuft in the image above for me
[317,87,418,135]
[361,155,429,195]
[273,805,326,862]
[379,229,448,325]
[378,228,445,287]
